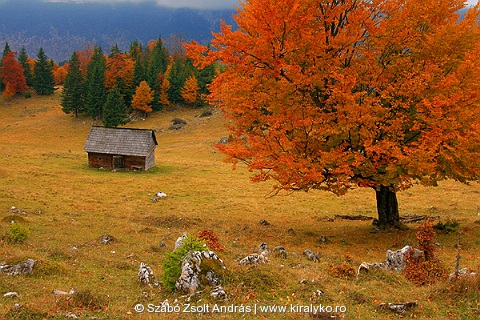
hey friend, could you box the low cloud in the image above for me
[43,0,239,9]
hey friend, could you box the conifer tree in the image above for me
[130,40,146,88]
[18,47,33,87]
[85,46,107,120]
[148,36,169,110]
[168,56,192,104]
[1,42,11,61]
[103,86,129,128]
[33,47,55,95]
[61,51,85,118]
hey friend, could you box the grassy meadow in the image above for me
[0,90,479,319]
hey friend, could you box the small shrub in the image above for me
[161,235,207,291]
[24,92,31,99]
[434,219,459,234]
[403,219,447,285]
[6,223,29,244]
[329,263,356,279]
[197,230,224,252]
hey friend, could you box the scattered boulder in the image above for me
[379,301,417,314]
[357,262,386,276]
[199,109,213,118]
[3,292,19,298]
[174,232,188,250]
[210,285,227,300]
[52,287,76,295]
[273,245,288,259]
[239,253,269,265]
[100,234,114,245]
[151,192,168,202]
[175,251,226,293]
[257,243,270,255]
[303,250,320,262]
[0,259,36,275]
[310,289,325,302]
[259,219,270,226]
[219,137,229,144]
[138,262,158,287]
[358,245,425,277]
[9,206,27,215]
[449,268,477,281]
[170,118,187,130]
[386,245,423,272]
[206,270,222,286]
[317,235,328,243]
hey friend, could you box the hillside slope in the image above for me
[0,92,479,319]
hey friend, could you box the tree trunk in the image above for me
[375,185,401,229]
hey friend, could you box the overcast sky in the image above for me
[40,0,241,9]
[0,0,477,10]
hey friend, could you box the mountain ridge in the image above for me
[0,1,237,62]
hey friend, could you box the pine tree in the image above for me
[147,36,169,110]
[85,46,107,120]
[33,47,55,95]
[1,42,11,61]
[18,47,33,87]
[168,56,192,104]
[61,51,85,118]
[103,86,129,128]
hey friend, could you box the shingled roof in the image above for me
[84,127,157,157]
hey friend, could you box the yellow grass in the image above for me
[0,91,479,319]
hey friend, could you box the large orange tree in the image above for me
[187,0,480,229]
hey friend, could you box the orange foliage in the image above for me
[77,46,94,77]
[159,78,170,106]
[181,75,199,104]
[1,51,28,97]
[132,80,154,114]
[105,53,134,90]
[186,0,480,195]
[403,220,447,285]
[54,65,68,85]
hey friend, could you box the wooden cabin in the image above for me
[84,127,157,171]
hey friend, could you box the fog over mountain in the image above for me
[0,0,237,62]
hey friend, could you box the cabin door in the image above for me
[113,155,125,169]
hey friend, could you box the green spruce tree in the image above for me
[18,47,33,87]
[148,36,169,110]
[61,51,85,118]
[168,56,194,104]
[33,47,55,95]
[85,46,107,120]
[103,86,129,128]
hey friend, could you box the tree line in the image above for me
[0,37,216,127]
